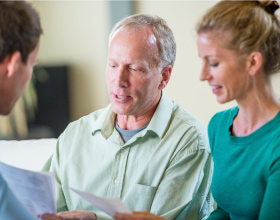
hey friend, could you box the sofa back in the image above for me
[0,138,57,171]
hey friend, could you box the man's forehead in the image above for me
[111,26,157,44]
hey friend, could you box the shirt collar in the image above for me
[92,105,116,139]
[91,91,173,140]
[146,91,173,139]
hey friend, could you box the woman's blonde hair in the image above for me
[196,1,280,75]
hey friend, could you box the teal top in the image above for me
[207,106,280,220]
[44,92,213,220]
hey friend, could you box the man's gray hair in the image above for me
[109,14,176,68]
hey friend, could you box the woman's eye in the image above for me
[209,63,219,67]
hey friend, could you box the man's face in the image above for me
[106,27,163,117]
[0,42,40,115]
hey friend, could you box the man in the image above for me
[0,2,95,220]
[45,14,213,220]
[0,1,42,219]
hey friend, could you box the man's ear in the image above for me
[158,65,172,90]
[247,52,263,76]
[5,51,21,77]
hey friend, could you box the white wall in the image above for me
[32,1,280,125]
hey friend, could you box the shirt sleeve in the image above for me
[0,174,39,220]
[43,137,69,212]
[206,206,230,220]
[258,137,280,220]
[150,129,214,220]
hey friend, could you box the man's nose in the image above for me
[115,66,129,87]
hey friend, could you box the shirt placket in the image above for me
[107,145,130,198]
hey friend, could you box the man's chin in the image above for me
[0,104,13,115]
[111,107,133,116]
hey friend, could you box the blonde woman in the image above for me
[197,1,280,219]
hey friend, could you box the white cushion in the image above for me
[0,138,56,171]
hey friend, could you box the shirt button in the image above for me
[120,148,125,153]
[114,179,119,184]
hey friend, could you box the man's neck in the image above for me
[116,103,159,130]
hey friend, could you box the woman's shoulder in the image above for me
[209,106,238,128]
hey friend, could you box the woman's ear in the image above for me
[247,52,263,76]
[5,51,21,77]
[158,65,172,90]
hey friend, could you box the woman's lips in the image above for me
[210,85,222,94]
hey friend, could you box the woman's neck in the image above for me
[232,78,280,136]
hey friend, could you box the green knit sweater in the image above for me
[207,106,280,220]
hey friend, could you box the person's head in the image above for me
[196,0,280,104]
[106,14,176,117]
[0,1,42,115]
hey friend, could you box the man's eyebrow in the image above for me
[107,58,117,62]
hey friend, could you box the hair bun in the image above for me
[261,1,279,15]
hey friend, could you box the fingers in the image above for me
[56,210,97,220]
[38,213,61,220]
[114,213,139,220]
[114,211,165,220]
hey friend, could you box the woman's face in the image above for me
[197,32,252,104]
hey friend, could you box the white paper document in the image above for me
[70,187,131,217]
[0,161,56,216]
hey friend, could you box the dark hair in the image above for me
[0,1,42,64]
[196,1,280,75]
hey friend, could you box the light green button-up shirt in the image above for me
[45,92,213,220]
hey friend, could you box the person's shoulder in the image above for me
[62,105,110,134]
[171,102,206,131]
[170,102,209,151]
[209,106,238,128]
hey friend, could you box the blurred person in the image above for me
[0,1,95,220]
[44,14,213,220]
[0,1,42,219]
[196,0,280,219]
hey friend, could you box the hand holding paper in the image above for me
[39,210,97,220]
[70,187,131,218]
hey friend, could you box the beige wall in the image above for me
[32,1,110,121]
[32,1,280,125]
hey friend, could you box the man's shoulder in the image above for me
[63,105,110,133]
[171,103,207,133]
[169,103,209,151]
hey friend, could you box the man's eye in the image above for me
[110,65,117,68]
[129,67,139,72]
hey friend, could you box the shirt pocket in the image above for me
[124,183,158,211]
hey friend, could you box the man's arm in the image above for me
[42,138,69,212]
